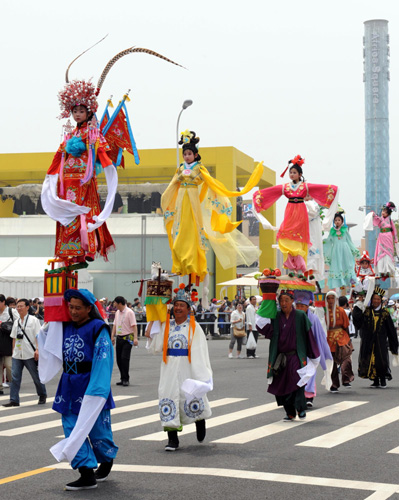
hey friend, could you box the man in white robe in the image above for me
[146,290,213,451]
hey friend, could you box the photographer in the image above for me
[3,298,46,407]
[0,295,19,395]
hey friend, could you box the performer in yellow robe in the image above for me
[161,131,263,283]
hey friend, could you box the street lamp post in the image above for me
[176,100,193,169]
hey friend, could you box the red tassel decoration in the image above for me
[280,165,289,178]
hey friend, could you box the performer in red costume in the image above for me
[41,42,183,264]
[253,156,339,275]
[44,86,116,263]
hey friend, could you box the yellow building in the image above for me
[0,147,276,297]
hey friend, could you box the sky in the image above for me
[1,0,399,243]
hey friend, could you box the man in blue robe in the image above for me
[50,289,118,491]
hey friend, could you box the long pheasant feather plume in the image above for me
[96,47,185,93]
[65,34,109,83]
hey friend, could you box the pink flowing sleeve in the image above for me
[372,213,383,228]
[307,183,338,208]
[253,184,283,213]
[392,219,398,243]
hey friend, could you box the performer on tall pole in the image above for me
[162,130,263,285]
[253,156,339,277]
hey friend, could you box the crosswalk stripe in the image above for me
[48,463,399,498]
[0,395,138,425]
[100,397,245,433]
[133,401,275,442]
[54,398,158,437]
[0,395,138,436]
[113,397,244,435]
[0,397,244,437]
[297,405,399,449]
[213,401,367,444]
[0,393,34,402]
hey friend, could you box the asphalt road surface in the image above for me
[1,335,399,500]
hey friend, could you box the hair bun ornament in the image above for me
[280,154,304,178]
[386,201,396,211]
[178,130,199,146]
[291,155,305,167]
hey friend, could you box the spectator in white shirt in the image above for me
[3,298,46,407]
[246,296,259,358]
[0,294,20,395]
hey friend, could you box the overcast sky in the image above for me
[1,0,399,243]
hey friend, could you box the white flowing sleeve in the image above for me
[41,174,91,226]
[363,212,374,231]
[87,165,118,232]
[38,321,63,384]
[321,187,340,231]
[188,323,213,386]
[256,316,271,329]
[250,208,277,230]
[297,356,320,387]
[146,321,166,354]
[181,378,213,402]
[50,395,105,463]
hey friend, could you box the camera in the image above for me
[16,333,23,340]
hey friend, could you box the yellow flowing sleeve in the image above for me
[199,162,264,198]
[161,171,180,249]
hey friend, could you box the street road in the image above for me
[1,336,399,500]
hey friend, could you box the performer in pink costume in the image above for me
[371,202,398,277]
[253,155,338,274]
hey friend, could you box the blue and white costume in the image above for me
[148,318,213,429]
[51,318,118,468]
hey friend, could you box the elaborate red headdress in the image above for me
[280,155,305,178]
[58,80,99,119]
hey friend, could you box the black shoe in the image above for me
[283,414,296,421]
[122,380,129,387]
[3,401,19,407]
[342,383,352,388]
[165,431,179,451]
[95,460,113,482]
[298,410,306,420]
[370,380,380,388]
[116,381,124,386]
[306,398,313,408]
[65,467,97,491]
[330,387,339,393]
[0,390,4,395]
[38,396,47,405]
[380,379,387,388]
[195,419,206,442]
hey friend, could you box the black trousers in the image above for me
[276,386,306,417]
[116,336,133,382]
[246,329,259,357]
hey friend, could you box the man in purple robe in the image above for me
[256,289,320,421]
[294,290,333,408]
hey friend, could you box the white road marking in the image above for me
[298,405,399,449]
[0,395,137,436]
[0,395,138,425]
[0,393,34,402]
[48,463,399,498]
[133,402,276,441]
[213,401,367,444]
